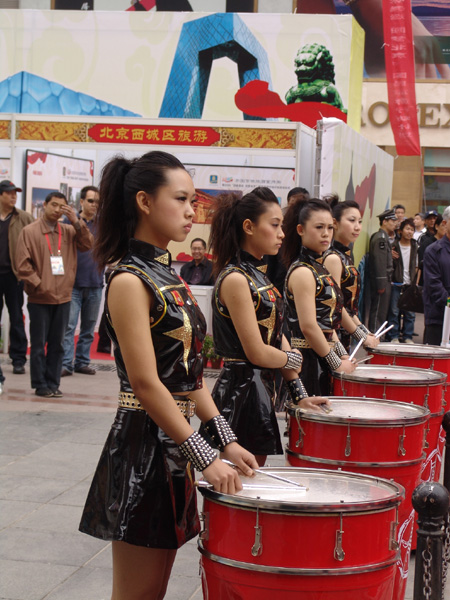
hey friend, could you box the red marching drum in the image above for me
[286,397,429,600]
[198,467,404,600]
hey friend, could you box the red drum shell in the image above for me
[332,365,446,414]
[421,410,446,484]
[200,554,396,600]
[287,397,429,464]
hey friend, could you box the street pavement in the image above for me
[0,331,447,600]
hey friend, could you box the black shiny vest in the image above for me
[325,240,361,318]
[212,251,284,360]
[285,246,344,341]
[106,239,206,393]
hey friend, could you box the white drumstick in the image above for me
[349,337,364,361]
[375,324,394,339]
[374,321,388,337]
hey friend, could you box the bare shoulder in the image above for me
[324,252,341,268]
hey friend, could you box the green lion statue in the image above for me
[285,43,346,112]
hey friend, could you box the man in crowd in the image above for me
[368,208,397,333]
[423,210,438,239]
[423,205,450,346]
[61,186,103,377]
[15,192,93,397]
[180,238,214,285]
[0,180,33,375]
[413,212,426,241]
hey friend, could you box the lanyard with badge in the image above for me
[45,223,65,276]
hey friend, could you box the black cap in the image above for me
[425,210,438,219]
[0,180,22,193]
[377,208,397,221]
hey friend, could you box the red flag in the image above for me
[382,0,421,156]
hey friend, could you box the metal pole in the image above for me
[442,412,450,495]
[412,482,450,600]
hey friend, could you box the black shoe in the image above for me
[35,388,53,398]
[50,389,63,398]
[74,366,96,375]
[61,368,73,377]
[13,364,25,374]
[96,346,111,353]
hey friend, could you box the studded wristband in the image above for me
[204,415,238,452]
[359,324,370,335]
[352,325,368,343]
[335,341,348,358]
[287,378,309,404]
[179,431,217,472]
[324,350,342,371]
[283,350,303,370]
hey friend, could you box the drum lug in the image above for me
[334,514,345,561]
[251,505,263,557]
[345,424,351,457]
[294,408,305,449]
[382,381,387,400]
[389,508,399,551]
[199,511,209,541]
[424,385,429,409]
[423,422,430,449]
[398,426,406,457]
[442,386,447,409]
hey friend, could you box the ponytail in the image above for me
[209,186,279,277]
[94,151,186,267]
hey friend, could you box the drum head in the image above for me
[199,467,403,512]
[372,343,450,359]
[287,397,429,425]
[334,364,447,385]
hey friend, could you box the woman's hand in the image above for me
[298,396,331,413]
[363,334,379,349]
[222,442,258,476]
[202,443,257,494]
[335,358,357,374]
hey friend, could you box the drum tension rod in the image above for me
[251,505,263,557]
[334,513,345,562]
[345,423,351,457]
[398,425,407,457]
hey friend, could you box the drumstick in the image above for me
[349,338,364,361]
[375,324,394,339]
[195,481,297,491]
[374,321,388,337]
[355,355,373,365]
[222,459,307,489]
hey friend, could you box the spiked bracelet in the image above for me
[324,350,342,371]
[283,350,303,370]
[335,341,348,358]
[179,432,217,472]
[352,325,368,343]
[286,378,310,404]
[204,415,238,452]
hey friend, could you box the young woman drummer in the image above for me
[323,196,379,352]
[282,197,366,396]
[208,187,328,467]
[78,151,257,600]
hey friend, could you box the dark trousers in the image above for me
[28,302,71,390]
[423,324,443,346]
[369,285,392,334]
[0,271,28,366]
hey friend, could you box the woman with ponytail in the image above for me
[79,151,257,600]
[282,197,357,396]
[323,195,379,352]
[208,187,328,467]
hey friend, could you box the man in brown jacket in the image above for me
[16,192,93,397]
[0,180,34,375]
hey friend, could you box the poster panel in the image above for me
[318,118,394,265]
[169,164,294,261]
[0,158,11,180]
[25,151,94,218]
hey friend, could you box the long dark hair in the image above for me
[209,186,279,277]
[94,151,186,268]
[281,197,332,268]
[324,193,360,222]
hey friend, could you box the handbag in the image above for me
[397,280,424,313]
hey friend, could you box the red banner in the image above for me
[88,124,221,147]
[382,0,421,156]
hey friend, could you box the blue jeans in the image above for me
[62,287,102,371]
[0,271,28,366]
[387,284,416,341]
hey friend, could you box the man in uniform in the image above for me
[368,208,397,333]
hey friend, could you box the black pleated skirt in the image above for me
[79,407,199,549]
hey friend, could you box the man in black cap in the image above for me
[0,180,33,374]
[368,208,397,332]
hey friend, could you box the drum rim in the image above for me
[198,467,404,512]
[198,541,399,576]
[286,397,430,425]
[371,343,450,358]
[332,364,447,384]
[285,448,427,469]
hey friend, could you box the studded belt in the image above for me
[118,392,196,418]
[291,337,336,350]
